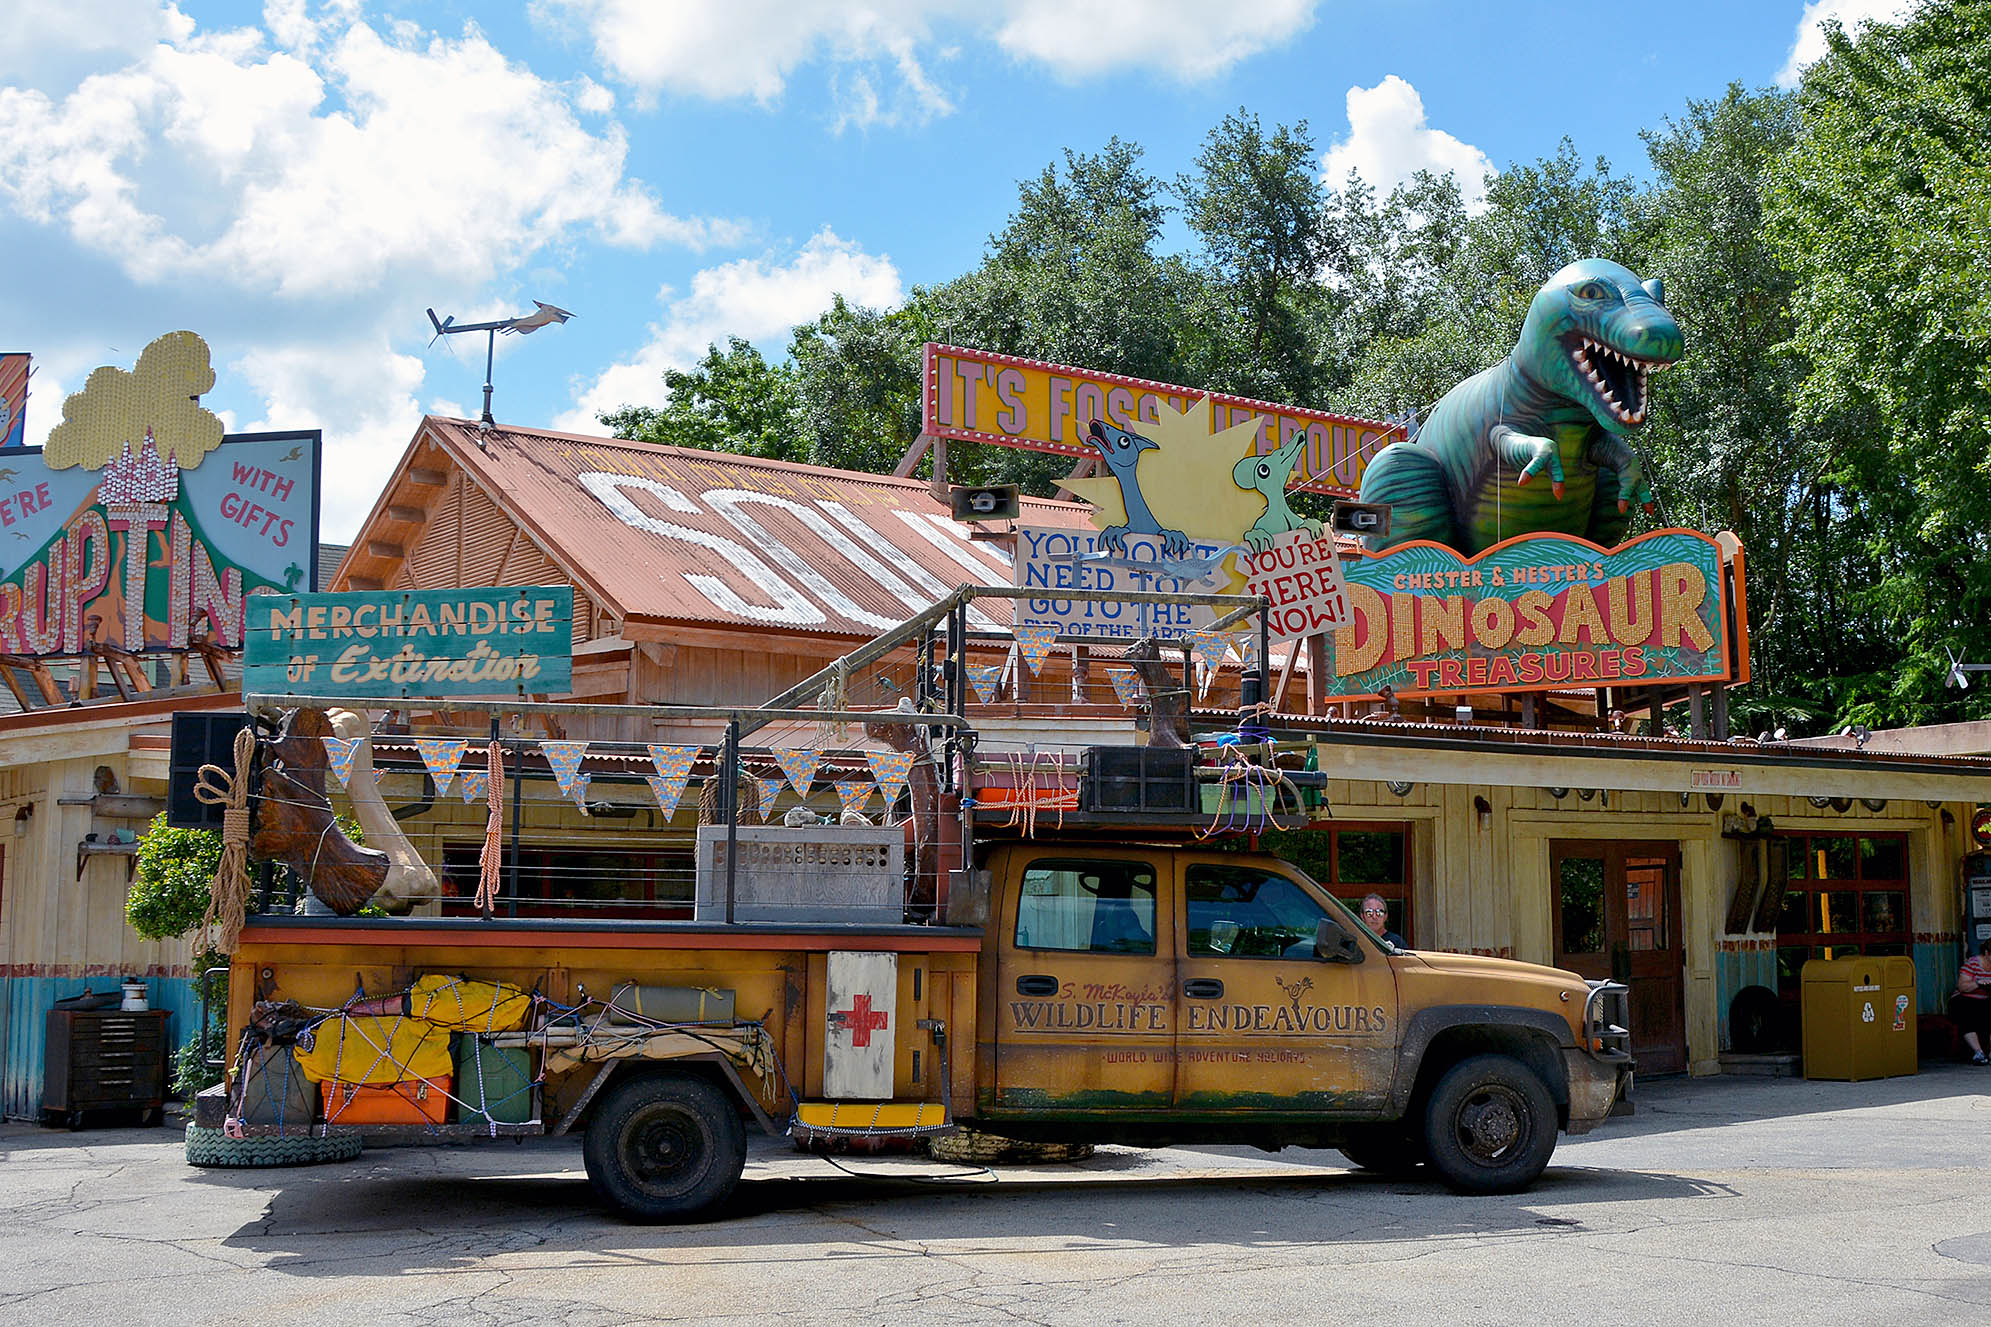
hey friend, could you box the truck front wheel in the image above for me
[583,1074,746,1222]
[1422,1054,1557,1194]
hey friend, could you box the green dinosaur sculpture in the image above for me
[1356,258,1684,554]
[1233,430,1323,552]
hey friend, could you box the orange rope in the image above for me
[476,740,503,914]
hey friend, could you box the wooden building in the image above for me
[312,417,1991,1077]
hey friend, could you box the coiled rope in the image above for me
[194,726,257,954]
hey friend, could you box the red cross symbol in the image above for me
[829,994,889,1047]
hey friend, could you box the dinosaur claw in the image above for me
[1515,472,1531,487]
[1642,501,1657,514]
[1552,482,1565,500]
[1618,499,1630,514]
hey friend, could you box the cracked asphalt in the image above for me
[3,1065,1988,1326]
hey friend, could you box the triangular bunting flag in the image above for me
[1015,625,1058,675]
[322,737,360,787]
[414,737,467,797]
[539,740,588,798]
[754,777,783,820]
[835,781,873,816]
[965,663,1003,704]
[647,770,693,818]
[865,751,915,806]
[647,744,700,783]
[774,747,820,797]
[1107,667,1145,707]
[1189,629,1228,673]
[458,768,488,804]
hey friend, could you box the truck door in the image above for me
[1173,859,1398,1114]
[993,853,1175,1113]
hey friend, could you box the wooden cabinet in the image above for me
[44,1009,170,1127]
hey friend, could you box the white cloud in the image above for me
[0,12,735,296]
[1320,75,1493,211]
[992,0,1315,82]
[235,338,426,538]
[0,0,192,86]
[544,0,1314,120]
[561,228,903,429]
[1777,1,1918,86]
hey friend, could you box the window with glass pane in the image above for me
[1015,859,1157,954]
[1251,825,1412,945]
[1625,858,1669,951]
[1185,864,1330,958]
[1771,832,1911,998]
[1336,832,1404,885]
[1559,856,1606,954]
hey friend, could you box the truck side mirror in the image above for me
[1315,917,1365,964]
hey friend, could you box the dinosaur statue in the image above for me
[1086,417,1189,557]
[1233,429,1323,552]
[1356,258,1684,554]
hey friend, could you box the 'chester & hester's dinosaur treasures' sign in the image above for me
[1319,529,1746,699]
[243,586,574,698]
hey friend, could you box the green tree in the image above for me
[1175,110,1330,401]
[1764,0,1991,726]
[1629,83,1855,726]
[599,337,804,460]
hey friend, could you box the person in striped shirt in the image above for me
[1951,940,1991,1065]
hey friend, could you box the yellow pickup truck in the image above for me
[211,838,1632,1221]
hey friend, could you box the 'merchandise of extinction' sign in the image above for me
[243,586,574,698]
[1321,529,1746,699]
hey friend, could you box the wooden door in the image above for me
[992,852,1176,1113]
[1553,840,1686,1075]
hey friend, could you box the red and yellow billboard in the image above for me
[922,343,1395,495]
[1322,528,1748,699]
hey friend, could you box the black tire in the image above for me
[582,1074,746,1223]
[1337,1123,1427,1177]
[184,1123,362,1168]
[924,1129,1095,1165]
[1422,1054,1558,1194]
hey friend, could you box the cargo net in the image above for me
[228,974,777,1138]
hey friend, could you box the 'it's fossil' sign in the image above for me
[243,586,573,698]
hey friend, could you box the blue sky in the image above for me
[0,1,1908,538]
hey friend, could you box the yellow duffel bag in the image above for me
[407,975,532,1033]
[293,1015,453,1085]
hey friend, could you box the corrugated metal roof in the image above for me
[416,418,1093,638]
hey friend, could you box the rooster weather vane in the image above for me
[425,301,573,429]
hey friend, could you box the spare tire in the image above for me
[184,1123,362,1168]
[925,1129,1095,1165]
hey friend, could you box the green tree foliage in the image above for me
[1764,0,1991,726]
[1176,110,1330,401]
[127,814,223,942]
[600,337,804,460]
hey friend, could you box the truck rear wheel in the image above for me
[582,1074,746,1223]
[1422,1054,1557,1194]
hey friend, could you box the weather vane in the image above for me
[425,301,573,429]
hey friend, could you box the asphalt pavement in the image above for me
[2,1064,1987,1326]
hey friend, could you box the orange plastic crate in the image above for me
[321,1075,450,1125]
